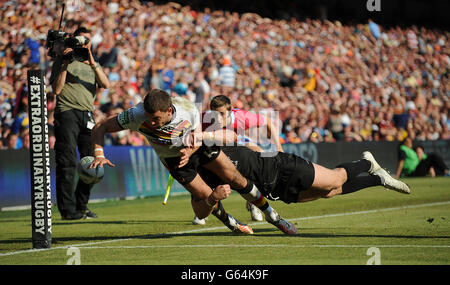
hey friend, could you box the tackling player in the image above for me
[193,95,283,225]
[193,146,411,217]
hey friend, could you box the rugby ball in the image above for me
[77,156,104,184]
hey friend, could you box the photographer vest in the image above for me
[50,58,99,114]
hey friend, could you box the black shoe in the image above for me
[83,209,98,219]
[62,211,86,220]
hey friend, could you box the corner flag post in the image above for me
[27,69,52,249]
[162,174,174,205]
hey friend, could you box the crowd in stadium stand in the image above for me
[0,0,449,149]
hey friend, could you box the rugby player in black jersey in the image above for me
[192,146,410,218]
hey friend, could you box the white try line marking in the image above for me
[169,200,450,235]
[1,200,450,257]
[59,244,450,249]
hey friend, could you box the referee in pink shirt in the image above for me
[202,95,284,152]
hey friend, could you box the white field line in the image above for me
[1,201,450,257]
[60,244,450,249]
[169,200,450,235]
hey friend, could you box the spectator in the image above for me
[0,0,448,147]
[218,55,236,88]
[368,19,381,40]
[19,127,30,149]
[100,91,124,114]
[5,132,18,150]
[113,130,129,146]
[327,106,344,141]
[395,137,449,178]
[162,58,175,93]
[10,93,28,135]
[192,72,211,108]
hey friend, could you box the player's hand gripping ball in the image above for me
[77,156,104,184]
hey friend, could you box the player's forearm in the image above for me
[245,142,264,152]
[90,123,108,159]
[92,116,122,152]
[91,124,107,156]
[266,118,283,152]
[273,138,284,152]
[202,130,236,145]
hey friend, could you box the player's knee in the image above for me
[333,168,347,188]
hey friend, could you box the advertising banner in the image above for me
[1,140,448,210]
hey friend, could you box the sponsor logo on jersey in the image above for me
[138,120,192,145]
[118,110,130,126]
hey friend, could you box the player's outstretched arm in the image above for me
[202,129,237,145]
[265,115,284,152]
[89,115,121,168]
[244,142,264,152]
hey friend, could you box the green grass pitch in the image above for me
[0,177,449,265]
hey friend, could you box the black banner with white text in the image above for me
[27,69,52,249]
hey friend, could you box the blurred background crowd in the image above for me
[0,0,449,149]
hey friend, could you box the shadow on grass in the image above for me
[51,220,182,226]
[0,231,243,246]
[2,227,449,247]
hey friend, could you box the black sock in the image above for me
[211,201,228,222]
[234,178,254,194]
[337,160,371,180]
[341,175,382,195]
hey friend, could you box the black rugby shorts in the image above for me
[164,144,221,185]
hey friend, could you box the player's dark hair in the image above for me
[210,95,231,111]
[143,89,172,114]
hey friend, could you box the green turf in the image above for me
[1,177,449,265]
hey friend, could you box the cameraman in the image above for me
[50,27,110,220]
